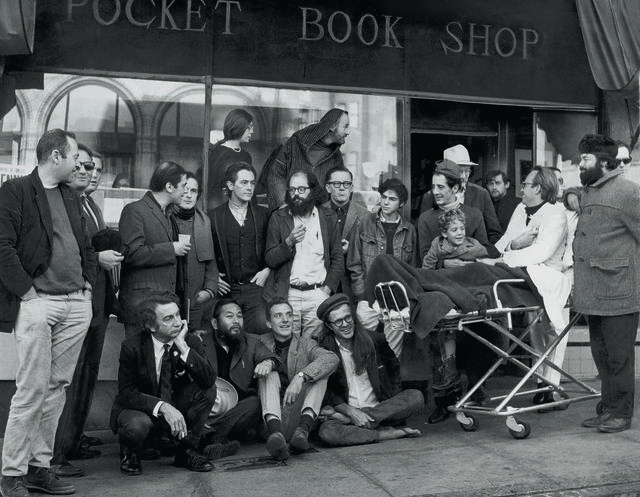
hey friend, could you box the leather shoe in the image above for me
[120,446,142,476]
[597,416,631,433]
[266,432,289,461]
[80,434,103,446]
[289,427,310,454]
[428,406,450,424]
[174,448,213,472]
[25,466,75,495]
[582,412,611,428]
[203,440,240,461]
[51,460,85,478]
[67,443,101,460]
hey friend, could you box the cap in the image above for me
[316,293,351,322]
[434,159,462,181]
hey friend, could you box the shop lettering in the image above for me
[66,0,207,31]
[441,21,539,59]
[300,7,402,48]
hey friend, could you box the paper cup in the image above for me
[178,234,191,244]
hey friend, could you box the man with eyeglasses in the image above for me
[52,145,123,477]
[315,294,423,447]
[0,129,97,497]
[264,170,343,338]
[616,140,632,172]
[322,166,369,298]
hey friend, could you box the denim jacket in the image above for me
[347,211,418,300]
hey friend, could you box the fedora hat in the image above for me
[444,144,477,166]
[209,377,238,418]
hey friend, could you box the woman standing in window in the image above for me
[207,108,254,210]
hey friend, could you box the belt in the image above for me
[229,277,253,285]
[290,283,324,291]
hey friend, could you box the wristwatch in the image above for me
[297,371,307,382]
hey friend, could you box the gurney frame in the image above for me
[374,279,601,439]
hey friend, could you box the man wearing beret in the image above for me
[316,294,423,446]
[417,159,498,263]
[574,134,640,433]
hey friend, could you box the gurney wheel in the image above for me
[506,418,531,439]
[457,413,478,432]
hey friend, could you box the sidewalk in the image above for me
[9,378,640,497]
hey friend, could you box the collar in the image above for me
[589,167,623,189]
[151,335,174,355]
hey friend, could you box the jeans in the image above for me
[2,290,92,476]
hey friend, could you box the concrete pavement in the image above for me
[12,378,640,497]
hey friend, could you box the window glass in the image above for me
[0,106,21,165]
[209,85,401,211]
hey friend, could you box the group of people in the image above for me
[0,111,638,497]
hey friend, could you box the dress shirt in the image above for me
[336,339,378,409]
[151,335,190,416]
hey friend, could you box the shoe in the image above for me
[80,434,103,447]
[598,417,632,433]
[582,412,612,428]
[66,444,100,460]
[266,432,289,461]
[138,447,162,460]
[174,449,213,472]
[0,476,29,497]
[25,466,75,495]
[119,446,142,476]
[537,392,569,413]
[51,460,85,478]
[203,440,240,461]
[289,427,309,454]
[532,385,547,405]
[427,406,450,424]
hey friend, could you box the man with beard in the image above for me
[573,134,640,433]
[202,300,285,459]
[264,171,344,338]
[485,170,520,232]
[266,109,350,210]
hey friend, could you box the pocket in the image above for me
[590,257,632,299]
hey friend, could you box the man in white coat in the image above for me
[480,166,569,409]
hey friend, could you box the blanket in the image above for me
[364,255,541,339]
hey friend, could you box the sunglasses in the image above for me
[74,161,96,171]
[620,157,632,165]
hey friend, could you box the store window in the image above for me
[0,106,22,165]
[209,85,401,211]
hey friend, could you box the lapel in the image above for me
[216,205,230,272]
[142,333,159,387]
[287,334,301,379]
[31,170,53,245]
[60,185,84,249]
[143,192,172,240]
[343,203,359,238]
[230,335,247,371]
[86,195,106,230]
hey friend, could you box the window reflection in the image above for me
[0,106,21,165]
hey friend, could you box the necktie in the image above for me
[159,344,172,401]
[82,196,100,229]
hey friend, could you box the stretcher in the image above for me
[374,279,601,439]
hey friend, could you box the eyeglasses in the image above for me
[328,314,353,327]
[521,181,535,188]
[620,157,632,165]
[287,186,310,195]
[75,161,95,171]
[327,181,353,189]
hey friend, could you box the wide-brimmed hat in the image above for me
[209,378,238,418]
[444,144,477,166]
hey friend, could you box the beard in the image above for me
[286,191,315,217]
[579,165,604,186]
[217,325,244,347]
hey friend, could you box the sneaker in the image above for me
[0,476,29,497]
[582,412,611,428]
[24,466,75,495]
[203,440,240,461]
[173,449,213,472]
[289,427,309,454]
[266,432,289,461]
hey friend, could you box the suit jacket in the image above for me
[110,332,215,430]
[209,201,269,279]
[256,333,339,382]
[264,205,344,300]
[421,183,503,244]
[83,194,119,326]
[319,326,401,408]
[0,168,97,332]
[119,191,177,322]
[321,199,369,298]
[202,327,279,396]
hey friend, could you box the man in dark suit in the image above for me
[119,162,190,335]
[52,146,123,476]
[322,165,369,299]
[209,162,271,334]
[111,290,216,475]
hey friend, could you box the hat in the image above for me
[434,159,462,181]
[209,378,238,419]
[578,134,617,159]
[444,144,477,166]
[316,293,351,322]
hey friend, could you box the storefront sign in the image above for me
[8,0,596,107]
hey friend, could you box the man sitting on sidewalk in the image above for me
[257,298,339,456]
[316,294,424,446]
